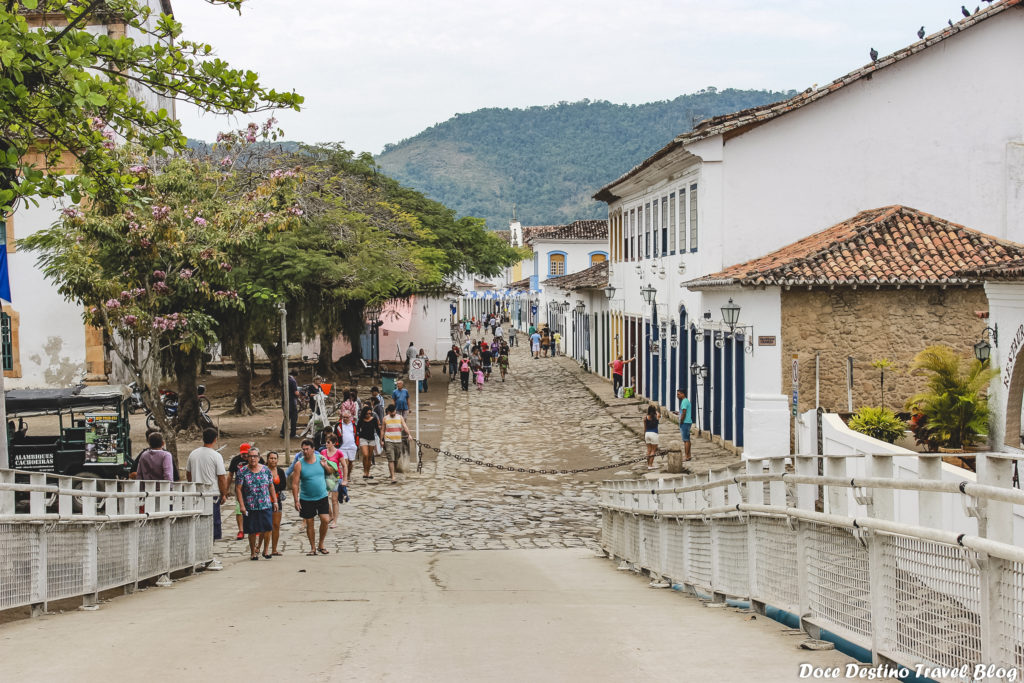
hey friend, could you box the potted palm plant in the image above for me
[905,345,998,452]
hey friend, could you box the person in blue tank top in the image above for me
[290,439,336,556]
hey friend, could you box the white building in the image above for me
[5,2,177,388]
[590,0,1024,455]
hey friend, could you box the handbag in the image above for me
[374,435,383,456]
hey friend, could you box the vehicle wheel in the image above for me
[146,413,158,431]
[198,396,211,413]
[199,412,214,430]
[70,472,103,514]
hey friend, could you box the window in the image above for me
[644,203,651,258]
[620,213,627,262]
[630,208,636,261]
[661,196,668,256]
[689,183,699,252]
[590,252,607,266]
[1,311,13,372]
[652,198,659,257]
[548,252,566,276]
[669,192,676,254]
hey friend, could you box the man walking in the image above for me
[508,326,517,347]
[530,328,542,359]
[673,389,693,462]
[609,354,635,398]
[291,439,334,555]
[382,404,410,484]
[186,427,228,541]
[392,379,410,419]
[446,344,460,382]
[406,341,416,374]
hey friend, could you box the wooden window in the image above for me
[1,307,20,377]
[644,203,650,258]
[630,208,636,261]
[661,196,669,256]
[549,253,566,276]
[652,198,659,257]
[590,252,607,266]
[669,192,676,254]
[689,183,699,252]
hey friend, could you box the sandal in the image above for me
[272,552,283,557]
[236,531,245,540]
[262,554,272,559]
[250,556,258,561]
[306,551,318,556]
[318,547,329,555]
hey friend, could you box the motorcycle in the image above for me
[145,386,213,431]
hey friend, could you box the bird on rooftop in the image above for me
[948,19,954,26]
[918,26,925,39]
[961,5,971,17]
[869,47,878,62]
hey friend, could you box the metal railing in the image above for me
[0,469,216,614]
[600,453,1024,682]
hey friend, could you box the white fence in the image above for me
[600,453,1024,682]
[0,469,216,614]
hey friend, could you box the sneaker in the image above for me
[236,531,244,540]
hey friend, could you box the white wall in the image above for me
[379,296,453,362]
[722,12,1024,257]
[982,282,1024,451]
[7,199,90,388]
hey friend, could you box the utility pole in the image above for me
[279,302,290,463]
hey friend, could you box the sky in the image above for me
[173,0,979,156]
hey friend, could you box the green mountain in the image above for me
[375,88,795,230]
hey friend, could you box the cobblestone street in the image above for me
[215,344,738,561]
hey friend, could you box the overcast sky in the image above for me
[174,0,975,156]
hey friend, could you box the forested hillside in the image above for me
[375,88,794,229]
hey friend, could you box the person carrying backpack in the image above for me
[459,355,471,391]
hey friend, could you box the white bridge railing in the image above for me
[599,453,1024,682]
[0,469,216,614]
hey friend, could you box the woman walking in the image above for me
[337,411,358,480]
[498,343,510,381]
[417,348,430,392]
[356,405,382,480]
[459,355,471,391]
[262,451,286,557]
[643,405,660,469]
[235,448,278,560]
[321,433,345,527]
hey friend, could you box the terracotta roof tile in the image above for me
[524,220,608,245]
[686,206,1024,289]
[595,0,1023,202]
[541,260,609,290]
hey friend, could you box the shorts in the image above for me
[242,508,273,534]
[680,422,692,442]
[341,446,358,461]
[299,497,330,519]
[384,440,403,462]
[644,432,660,446]
[532,343,540,352]
[234,500,242,515]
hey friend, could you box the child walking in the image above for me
[475,368,485,391]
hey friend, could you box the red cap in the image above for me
[239,443,251,453]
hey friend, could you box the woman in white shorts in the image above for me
[643,405,660,469]
[337,411,359,480]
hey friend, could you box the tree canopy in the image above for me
[0,0,302,214]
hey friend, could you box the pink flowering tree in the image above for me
[23,135,300,464]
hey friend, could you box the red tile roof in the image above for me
[528,219,608,243]
[508,277,531,290]
[542,260,609,290]
[595,0,1024,202]
[686,206,1024,289]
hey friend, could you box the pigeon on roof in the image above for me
[918,26,925,39]
[962,5,971,17]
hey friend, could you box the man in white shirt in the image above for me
[186,427,228,540]
[494,324,503,340]
[406,342,416,373]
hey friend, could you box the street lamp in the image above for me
[974,339,991,363]
[721,298,740,331]
[719,297,755,355]
[603,284,616,300]
[641,284,657,306]
[574,300,586,315]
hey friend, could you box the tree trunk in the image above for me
[227,330,255,415]
[260,341,283,388]
[173,348,203,432]
[318,332,333,376]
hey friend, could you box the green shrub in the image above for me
[848,406,907,444]
[906,345,997,449]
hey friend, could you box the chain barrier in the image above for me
[411,438,649,475]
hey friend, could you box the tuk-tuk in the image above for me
[5,385,134,479]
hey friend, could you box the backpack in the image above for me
[460,359,470,372]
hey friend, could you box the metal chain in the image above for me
[410,438,648,475]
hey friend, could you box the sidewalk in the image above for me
[554,354,741,476]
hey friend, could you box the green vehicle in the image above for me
[5,385,134,479]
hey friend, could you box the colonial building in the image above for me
[6,1,177,388]
[686,206,1024,450]
[590,0,1024,456]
